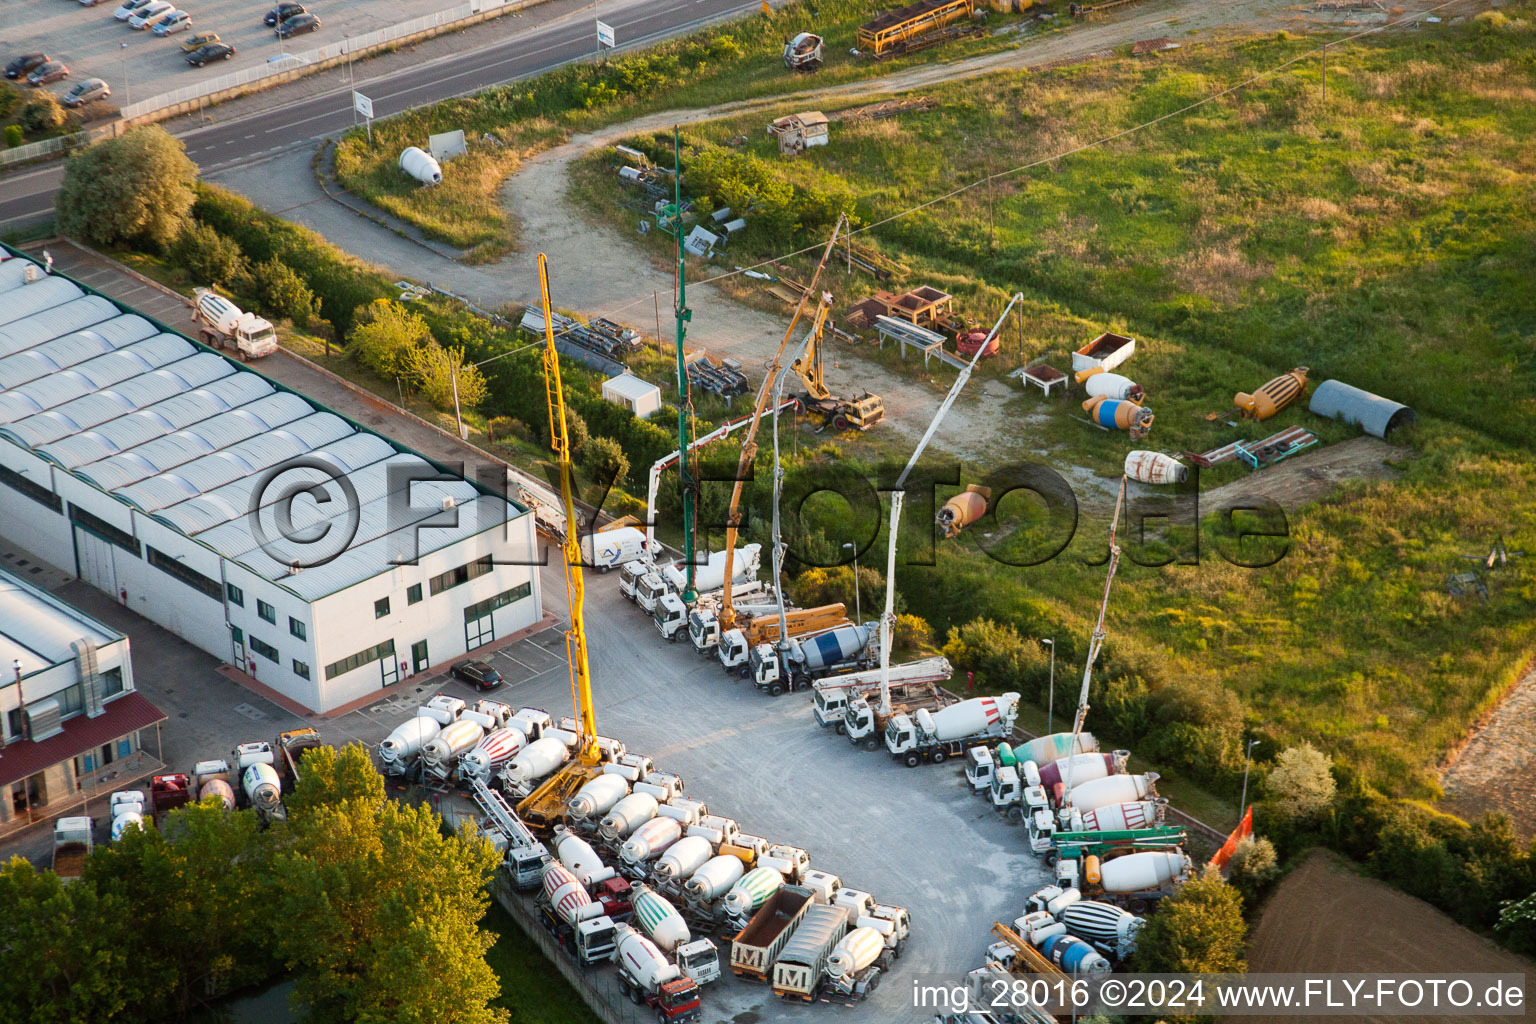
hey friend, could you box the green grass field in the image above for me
[571,11,1536,802]
[331,0,1038,250]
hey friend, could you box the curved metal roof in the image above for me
[1309,379,1416,439]
[0,568,120,673]
[0,249,527,597]
[0,296,124,358]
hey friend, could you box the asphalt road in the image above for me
[0,0,768,229]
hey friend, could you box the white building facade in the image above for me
[0,250,543,713]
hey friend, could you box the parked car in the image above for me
[181,31,220,52]
[152,10,192,35]
[450,660,505,691]
[113,0,154,19]
[79,0,113,7]
[128,0,173,28]
[27,62,70,86]
[5,54,47,80]
[186,42,235,66]
[275,12,321,36]
[63,78,111,107]
[263,2,305,26]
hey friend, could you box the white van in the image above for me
[580,526,646,573]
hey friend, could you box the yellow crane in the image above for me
[715,215,849,637]
[517,254,602,831]
[789,296,884,433]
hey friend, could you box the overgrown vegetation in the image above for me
[331,0,1033,248]
[0,82,77,145]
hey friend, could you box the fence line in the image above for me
[0,123,122,169]
[118,0,539,122]
[490,874,656,1024]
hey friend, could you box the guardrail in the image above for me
[119,0,543,122]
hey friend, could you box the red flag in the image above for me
[1209,804,1253,872]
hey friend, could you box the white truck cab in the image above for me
[689,606,719,651]
[635,571,668,612]
[964,746,996,792]
[675,938,721,985]
[812,684,850,730]
[618,559,649,600]
[989,765,1050,821]
[654,592,689,641]
[717,628,751,672]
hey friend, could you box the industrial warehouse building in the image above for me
[0,248,543,714]
[0,566,165,827]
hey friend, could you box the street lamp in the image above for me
[120,42,130,108]
[1239,738,1260,819]
[842,542,860,624]
[1041,638,1054,733]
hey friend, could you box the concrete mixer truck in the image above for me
[964,732,1100,793]
[635,546,759,613]
[611,923,705,1022]
[750,622,877,694]
[1054,838,1191,913]
[1028,797,1168,854]
[192,288,278,360]
[698,600,843,658]
[538,862,619,965]
[990,750,1129,819]
[885,692,1020,767]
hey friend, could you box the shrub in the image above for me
[941,618,1047,696]
[5,125,23,148]
[894,613,934,654]
[348,300,432,380]
[56,127,197,248]
[249,256,319,327]
[1227,836,1280,907]
[1265,743,1337,822]
[581,436,630,490]
[486,416,513,441]
[19,95,64,135]
[173,223,246,288]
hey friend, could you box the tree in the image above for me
[348,300,432,380]
[173,221,246,288]
[56,126,197,248]
[1497,891,1536,955]
[7,124,26,148]
[1129,867,1248,975]
[250,255,319,326]
[793,565,888,613]
[408,342,488,413]
[563,406,590,456]
[286,742,385,816]
[275,794,507,1024]
[1265,742,1336,821]
[0,857,140,1023]
[86,802,275,1015]
[894,612,934,654]
[581,435,630,488]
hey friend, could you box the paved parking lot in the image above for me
[0,0,483,114]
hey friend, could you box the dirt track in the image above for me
[1440,659,1536,840]
[1240,850,1533,1024]
[494,0,1339,455]
[1201,436,1411,514]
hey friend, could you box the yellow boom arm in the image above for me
[538,254,598,763]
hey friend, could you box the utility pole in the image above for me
[668,127,699,603]
[1240,738,1260,820]
[843,542,860,624]
[1042,638,1055,733]
[450,359,464,439]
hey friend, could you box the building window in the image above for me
[293,660,310,680]
[374,597,390,619]
[68,503,140,556]
[429,555,494,596]
[257,600,276,624]
[231,625,244,644]
[0,464,62,512]
[289,617,306,641]
[100,667,124,698]
[407,583,423,605]
[463,581,534,623]
[249,637,278,663]
[226,583,244,606]
[147,547,222,600]
[324,639,396,681]
[56,684,84,718]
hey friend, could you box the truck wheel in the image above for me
[657,1013,669,1024]
[1128,898,1149,914]
[1044,851,1058,868]
[904,754,921,768]
[792,672,811,690]
[834,723,846,735]
[833,414,850,431]
[667,631,680,643]
[598,564,610,574]
[864,737,879,752]
[768,682,784,697]
[738,667,751,679]
[931,750,947,765]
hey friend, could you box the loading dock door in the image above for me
[75,527,119,597]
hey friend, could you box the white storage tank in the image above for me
[399,146,443,185]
